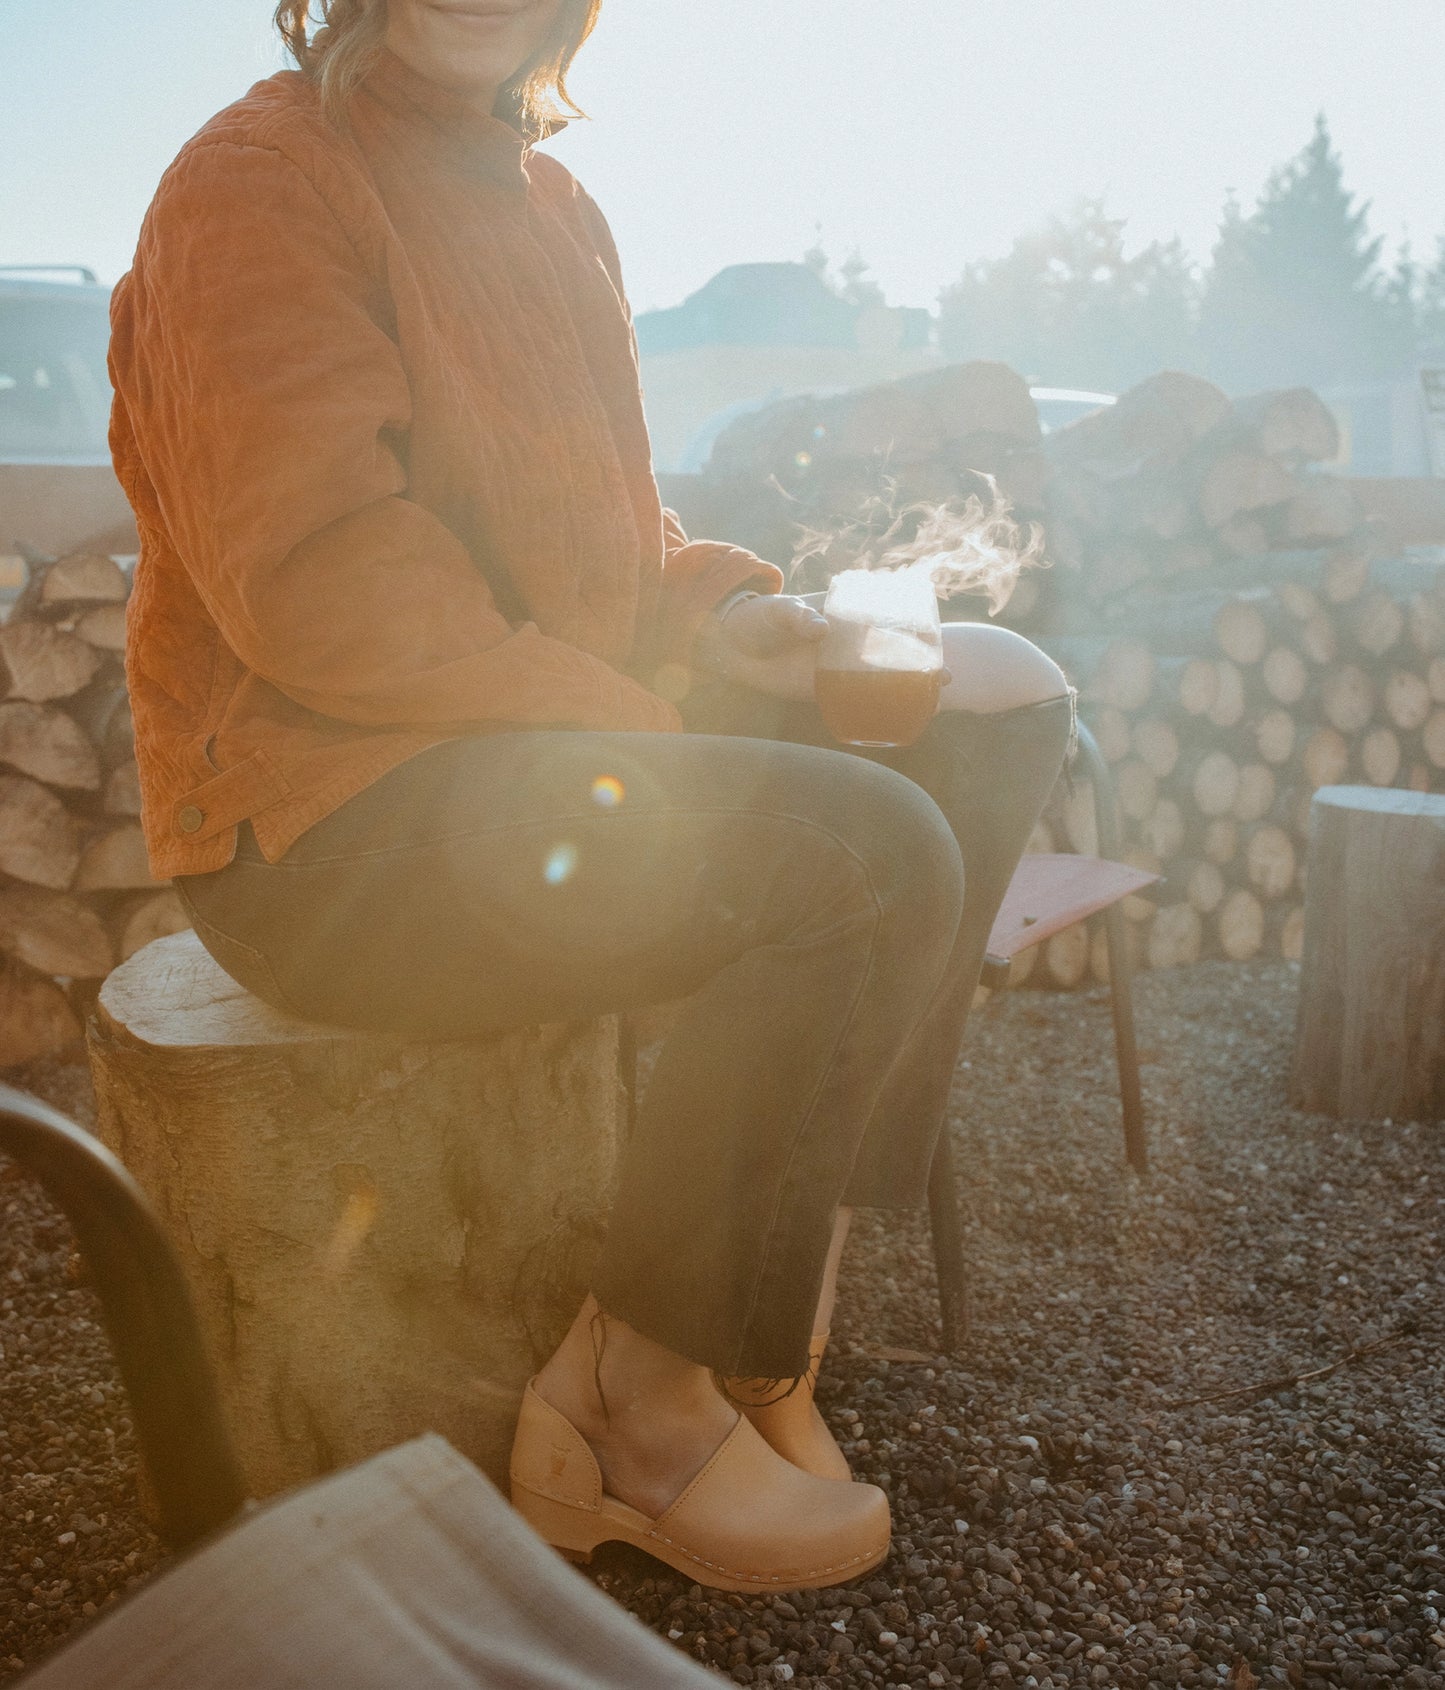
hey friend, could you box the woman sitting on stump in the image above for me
[109,0,1072,1592]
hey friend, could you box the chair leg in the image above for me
[927,1131,970,1353]
[1100,904,1149,1176]
[0,1083,247,1548]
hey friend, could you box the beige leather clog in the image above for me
[724,1332,853,1483]
[509,1380,889,1593]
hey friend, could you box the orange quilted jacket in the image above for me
[109,51,780,877]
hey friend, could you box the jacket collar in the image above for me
[356,49,549,190]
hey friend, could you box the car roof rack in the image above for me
[0,265,101,285]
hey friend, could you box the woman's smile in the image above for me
[388,0,564,107]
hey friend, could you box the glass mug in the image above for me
[814,567,945,750]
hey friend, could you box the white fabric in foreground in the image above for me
[22,1435,717,1689]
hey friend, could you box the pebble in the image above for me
[3,965,1444,1690]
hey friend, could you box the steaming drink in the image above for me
[815,665,945,748]
[815,567,945,749]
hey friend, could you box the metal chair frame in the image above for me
[927,718,1148,1352]
[0,1084,246,1550]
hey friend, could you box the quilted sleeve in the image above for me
[112,138,679,735]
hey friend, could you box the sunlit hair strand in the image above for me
[273,0,600,136]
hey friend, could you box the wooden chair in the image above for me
[0,1084,722,1690]
[927,720,1159,1351]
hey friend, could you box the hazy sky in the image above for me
[3,0,1443,312]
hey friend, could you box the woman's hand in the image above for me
[693,593,830,700]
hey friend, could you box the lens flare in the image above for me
[591,776,625,809]
[544,843,578,885]
[794,451,813,470]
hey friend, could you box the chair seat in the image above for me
[986,853,1160,960]
[24,1436,719,1690]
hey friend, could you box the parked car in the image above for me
[0,267,137,579]
[1028,386,1116,434]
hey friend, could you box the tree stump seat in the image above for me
[87,929,625,1496]
[1292,785,1445,1122]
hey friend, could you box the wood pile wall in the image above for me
[683,365,1445,990]
[0,552,185,1065]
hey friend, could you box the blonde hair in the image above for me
[274,0,601,136]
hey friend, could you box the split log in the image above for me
[1155,656,1219,717]
[1348,587,1406,660]
[1431,656,1445,705]
[1204,659,1247,729]
[1119,847,1162,922]
[1243,823,1297,900]
[1272,905,1306,963]
[1047,370,1230,477]
[1320,540,1373,605]
[104,761,143,817]
[65,681,133,768]
[1292,787,1445,1121]
[1422,709,1445,771]
[0,883,113,979]
[1095,639,1156,712]
[1357,725,1402,788]
[1232,763,1277,825]
[1407,590,1445,658]
[1200,817,1239,867]
[1318,665,1376,737]
[88,930,627,1493]
[1254,708,1297,767]
[1227,388,1340,464]
[73,823,157,893]
[0,957,83,1067]
[1215,514,1270,557]
[1198,452,1295,529]
[73,602,127,653]
[1092,705,1133,764]
[1146,903,1204,970]
[1040,921,1091,989]
[0,701,101,790]
[1260,645,1309,707]
[1172,857,1226,917]
[114,889,191,963]
[0,775,82,890]
[1114,760,1159,825]
[1142,796,1185,862]
[0,621,102,703]
[1215,887,1265,962]
[1278,479,1361,545]
[1294,611,1338,668]
[1180,749,1240,818]
[1131,717,1180,779]
[1301,727,1351,791]
[20,551,128,615]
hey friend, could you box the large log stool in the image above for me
[87,930,625,1496]
[1292,785,1445,1122]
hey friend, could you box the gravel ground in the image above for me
[2,960,1442,1688]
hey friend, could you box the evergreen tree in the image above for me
[1418,237,1445,357]
[935,199,1199,391]
[1198,115,1402,390]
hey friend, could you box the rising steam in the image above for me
[793,480,1046,615]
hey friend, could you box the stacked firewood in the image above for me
[692,360,1051,608]
[1011,372,1445,987]
[0,551,184,1065]
[688,365,1445,991]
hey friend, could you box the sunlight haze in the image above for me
[2,0,1442,311]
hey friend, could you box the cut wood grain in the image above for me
[0,621,102,703]
[0,775,81,890]
[0,701,101,790]
[0,882,113,978]
[73,822,156,893]
[0,957,83,1066]
[1293,787,1444,1121]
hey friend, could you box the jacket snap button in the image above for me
[178,806,206,834]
